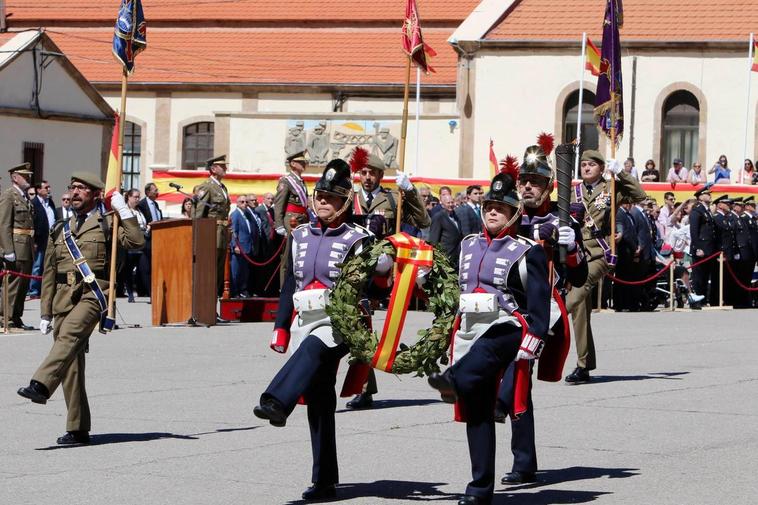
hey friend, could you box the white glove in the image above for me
[110,192,133,220]
[375,253,394,275]
[606,158,622,175]
[40,318,52,335]
[557,226,577,251]
[275,226,286,236]
[395,172,413,192]
[416,265,431,288]
[515,333,544,361]
[3,252,16,263]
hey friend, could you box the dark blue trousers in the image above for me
[261,335,348,485]
[497,361,537,474]
[449,324,521,500]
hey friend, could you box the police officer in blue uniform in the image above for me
[689,186,718,304]
[427,170,552,505]
[253,159,375,502]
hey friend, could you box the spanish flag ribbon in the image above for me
[371,233,433,372]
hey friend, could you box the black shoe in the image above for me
[501,471,536,485]
[10,318,34,331]
[17,380,50,404]
[253,398,287,427]
[458,495,491,505]
[565,367,591,384]
[345,393,373,410]
[428,371,457,403]
[302,483,336,501]
[493,408,506,424]
[56,431,90,445]
[128,296,135,303]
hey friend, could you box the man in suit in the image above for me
[455,184,483,236]
[136,182,163,297]
[565,150,646,384]
[56,192,74,221]
[255,191,280,296]
[613,202,638,311]
[631,201,655,310]
[29,180,56,298]
[230,196,257,298]
[689,187,718,304]
[429,194,463,269]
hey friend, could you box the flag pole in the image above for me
[609,54,618,261]
[575,32,587,180]
[107,68,128,328]
[396,55,412,234]
[414,65,421,176]
[742,32,754,180]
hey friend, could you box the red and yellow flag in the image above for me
[402,0,436,73]
[104,113,121,210]
[488,139,498,179]
[585,37,602,76]
[752,41,758,72]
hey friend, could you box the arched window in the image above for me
[661,90,699,178]
[182,122,214,169]
[563,89,599,151]
[122,121,142,190]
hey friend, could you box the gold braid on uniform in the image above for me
[327,238,459,376]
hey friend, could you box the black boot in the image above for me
[428,371,457,403]
[345,393,373,410]
[17,380,50,404]
[253,398,287,427]
[302,483,336,501]
[501,471,536,485]
[56,431,90,445]
[564,367,591,384]
[458,495,491,505]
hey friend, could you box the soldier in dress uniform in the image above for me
[0,163,36,330]
[564,150,646,384]
[730,197,755,308]
[744,196,758,307]
[254,159,375,502]
[16,172,144,445]
[345,149,431,409]
[689,186,719,304]
[713,195,737,306]
[496,145,588,486]
[273,151,310,283]
[193,155,232,302]
[427,170,552,505]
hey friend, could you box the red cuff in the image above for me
[270,328,290,353]
[565,248,583,268]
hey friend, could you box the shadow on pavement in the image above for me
[336,398,442,413]
[189,426,261,436]
[284,480,456,503]
[35,432,199,450]
[493,489,612,504]
[587,371,689,384]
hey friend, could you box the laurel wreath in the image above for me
[326,238,459,377]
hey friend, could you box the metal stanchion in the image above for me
[719,252,724,308]
[3,273,9,334]
[669,262,675,311]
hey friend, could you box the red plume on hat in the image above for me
[349,146,369,174]
[536,132,555,156]
[499,155,520,179]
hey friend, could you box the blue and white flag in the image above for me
[112,0,147,74]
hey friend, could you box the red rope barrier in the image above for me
[724,260,758,292]
[0,269,43,281]
[233,237,285,267]
[606,260,675,286]
[684,251,722,270]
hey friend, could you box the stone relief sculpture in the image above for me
[306,120,330,165]
[284,120,306,157]
[373,127,399,169]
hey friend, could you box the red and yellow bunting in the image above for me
[371,233,433,372]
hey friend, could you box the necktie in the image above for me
[475,205,481,218]
[75,215,86,233]
[366,192,374,208]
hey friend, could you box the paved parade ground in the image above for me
[2,301,757,505]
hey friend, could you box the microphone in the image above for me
[169,182,183,190]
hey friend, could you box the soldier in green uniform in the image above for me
[346,151,431,410]
[564,150,646,384]
[17,172,145,445]
[193,155,232,299]
[0,163,36,330]
[273,151,310,283]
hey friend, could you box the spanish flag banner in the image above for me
[585,37,602,76]
[103,112,121,210]
[752,41,758,72]
[371,233,434,372]
[489,140,498,179]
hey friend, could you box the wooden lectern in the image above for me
[151,218,216,326]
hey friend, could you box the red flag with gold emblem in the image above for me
[402,0,436,73]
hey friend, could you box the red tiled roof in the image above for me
[487,0,758,41]
[6,0,477,23]
[0,32,18,45]
[46,28,457,85]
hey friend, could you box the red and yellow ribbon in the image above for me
[371,233,434,372]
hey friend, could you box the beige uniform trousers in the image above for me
[565,257,610,371]
[0,257,32,322]
[32,297,100,432]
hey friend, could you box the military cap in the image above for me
[580,149,605,165]
[732,197,744,205]
[70,171,105,190]
[205,154,228,170]
[713,195,731,205]
[694,186,711,198]
[314,159,352,198]
[286,151,308,163]
[484,172,520,208]
[743,196,755,205]
[8,162,33,176]
[520,145,553,180]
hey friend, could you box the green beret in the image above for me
[580,150,606,165]
[70,171,105,190]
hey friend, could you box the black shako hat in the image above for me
[484,173,520,208]
[314,158,352,198]
[520,145,553,180]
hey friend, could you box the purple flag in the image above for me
[594,0,623,145]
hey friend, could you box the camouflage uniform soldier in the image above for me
[193,155,232,299]
[274,151,310,283]
[17,172,145,445]
[0,163,36,330]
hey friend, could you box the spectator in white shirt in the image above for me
[689,162,707,184]
[657,191,676,238]
[666,159,689,185]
